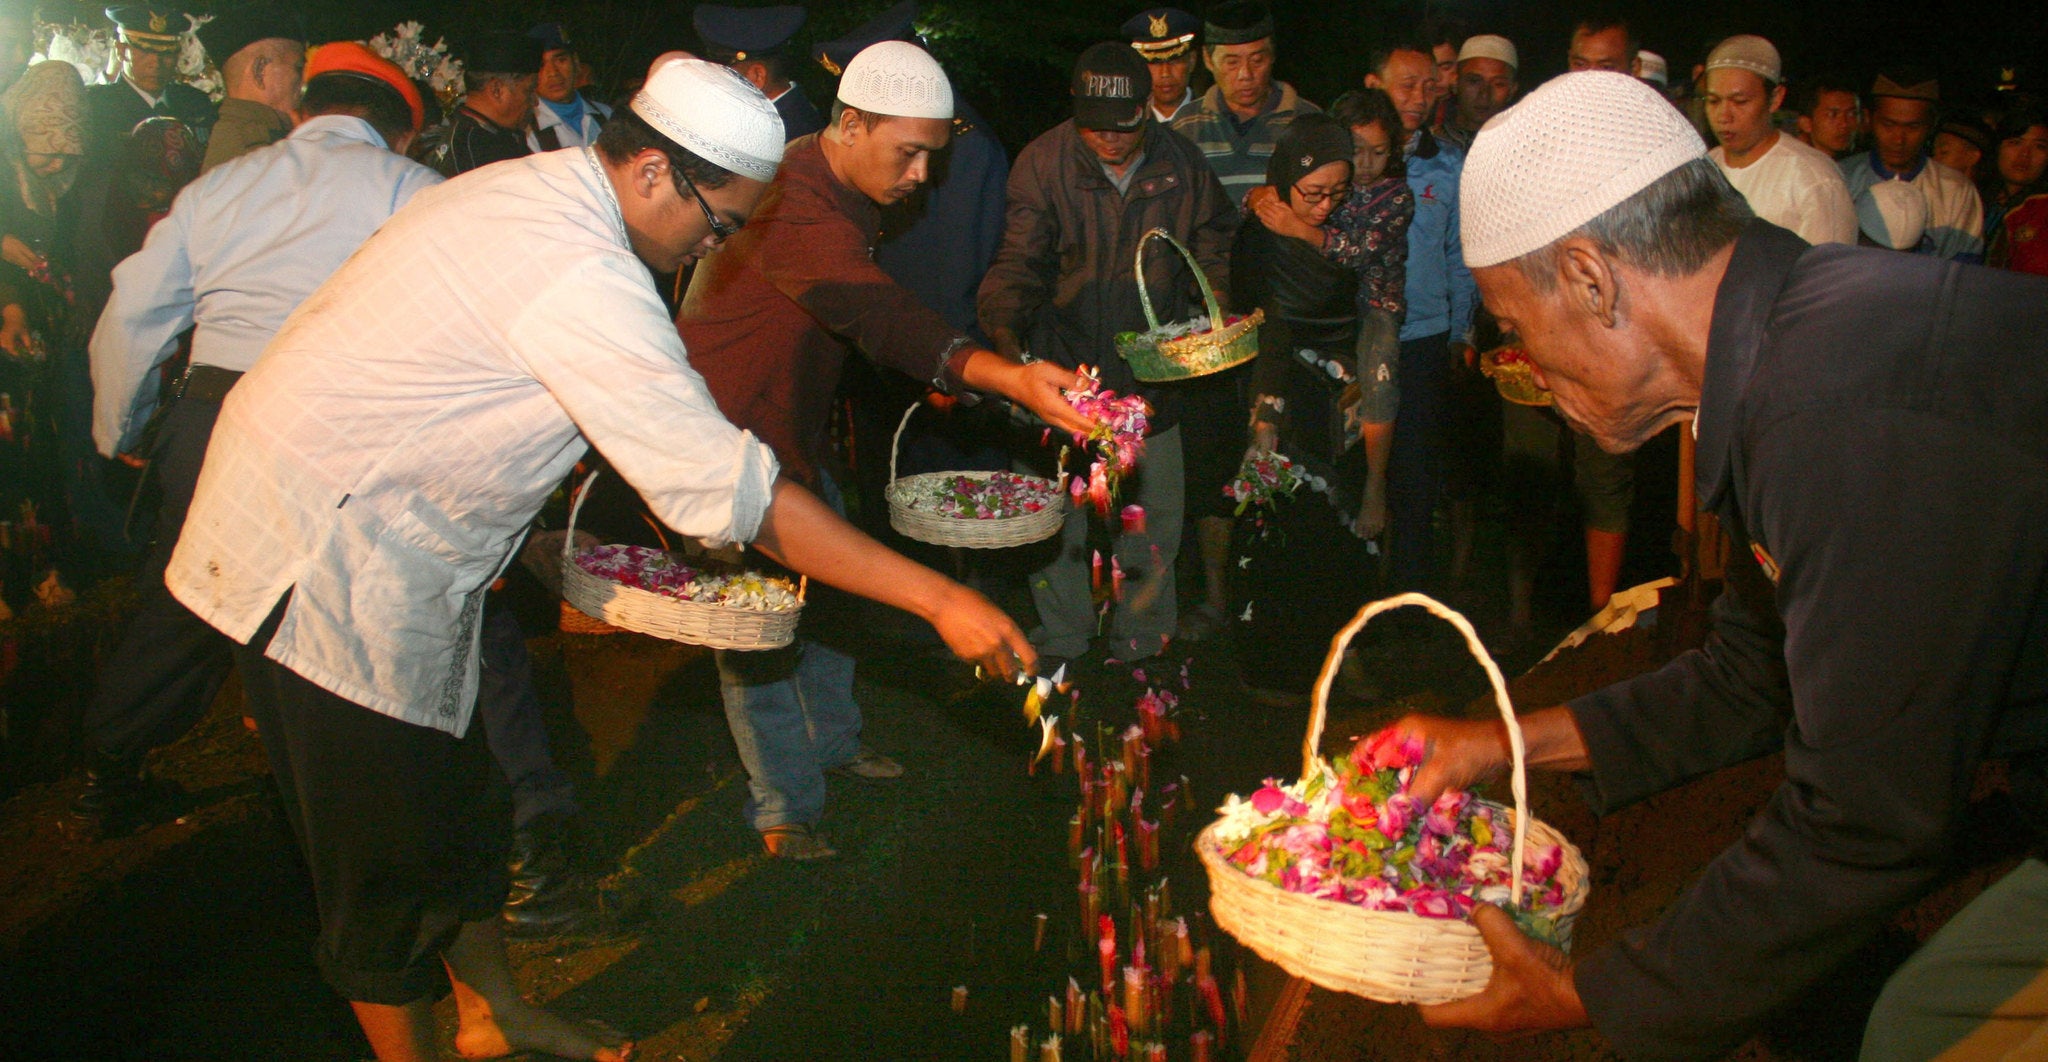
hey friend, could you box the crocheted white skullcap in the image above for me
[1457,34,1517,72]
[1462,71,1706,268]
[631,55,785,183]
[836,40,953,121]
[1704,35,1781,85]
[1856,179,1929,250]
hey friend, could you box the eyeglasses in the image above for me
[674,164,737,242]
[1292,181,1351,205]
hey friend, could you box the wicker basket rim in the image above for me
[884,403,1068,512]
[561,470,805,615]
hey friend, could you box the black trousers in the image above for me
[83,396,575,832]
[237,602,512,1005]
[1235,491,1374,693]
[82,396,234,759]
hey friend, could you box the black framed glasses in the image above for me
[674,164,737,242]
[1291,180,1351,206]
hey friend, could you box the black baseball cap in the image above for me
[1072,41,1149,131]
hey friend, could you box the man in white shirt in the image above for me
[76,45,441,843]
[1701,35,1857,246]
[1840,72,1986,261]
[166,57,1040,1061]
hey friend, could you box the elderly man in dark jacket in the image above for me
[1388,72,2048,1061]
[979,42,1235,665]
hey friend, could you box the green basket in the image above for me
[1114,228,1263,382]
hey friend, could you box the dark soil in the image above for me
[0,432,2014,1060]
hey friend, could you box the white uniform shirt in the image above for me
[167,148,780,736]
[1711,133,1859,247]
[1840,152,1986,260]
[90,116,444,457]
[525,95,611,152]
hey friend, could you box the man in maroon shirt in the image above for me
[679,41,1090,862]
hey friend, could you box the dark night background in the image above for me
[32,0,2048,153]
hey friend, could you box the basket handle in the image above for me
[1304,593,1533,908]
[1132,227,1224,335]
[564,469,599,562]
[889,402,920,485]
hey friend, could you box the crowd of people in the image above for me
[10,0,2048,1058]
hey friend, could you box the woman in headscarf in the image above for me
[1230,112,1388,701]
[0,61,89,605]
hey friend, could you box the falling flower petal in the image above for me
[1034,714,1060,767]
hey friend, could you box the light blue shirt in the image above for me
[90,115,444,456]
[1398,130,1476,345]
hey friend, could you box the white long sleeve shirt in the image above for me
[1711,133,1859,247]
[90,115,445,456]
[167,147,780,736]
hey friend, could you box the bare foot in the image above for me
[452,1001,632,1061]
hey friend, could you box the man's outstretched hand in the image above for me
[1418,903,1589,1037]
[926,581,1037,683]
[962,353,1099,437]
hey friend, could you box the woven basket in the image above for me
[1197,592,1590,1004]
[1480,345,1554,407]
[1114,227,1263,382]
[558,471,803,651]
[884,404,1067,548]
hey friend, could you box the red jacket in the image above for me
[678,134,970,487]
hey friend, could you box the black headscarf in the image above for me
[1265,112,1354,202]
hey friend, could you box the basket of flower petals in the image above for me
[1196,592,1589,1004]
[559,471,804,650]
[1114,228,1263,382]
[884,403,1067,548]
[1479,344,1554,407]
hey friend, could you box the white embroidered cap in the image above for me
[1462,71,1706,268]
[836,40,953,121]
[1704,35,1781,85]
[630,55,785,183]
[1457,34,1518,72]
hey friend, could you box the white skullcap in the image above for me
[631,55,784,183]
[836,40,953,121]
[1636,50,1668,86]
[1704,35,1781,85]
[1457,34,1517,72]
[1856,179,1929,250]
[1462,71,1706,268]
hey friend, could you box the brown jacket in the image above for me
[679,134,970,487]
[976,119,1236,430]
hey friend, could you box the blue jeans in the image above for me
[715,473,862,831]
[716,639,861,830]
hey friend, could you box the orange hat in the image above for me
[304,41,425,134]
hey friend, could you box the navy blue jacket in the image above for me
[1570,220,2048,1059]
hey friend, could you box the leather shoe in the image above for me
[761,823,839,862]
[502,813,626,938]
[829,745,903,780]
[67,748,176,841]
